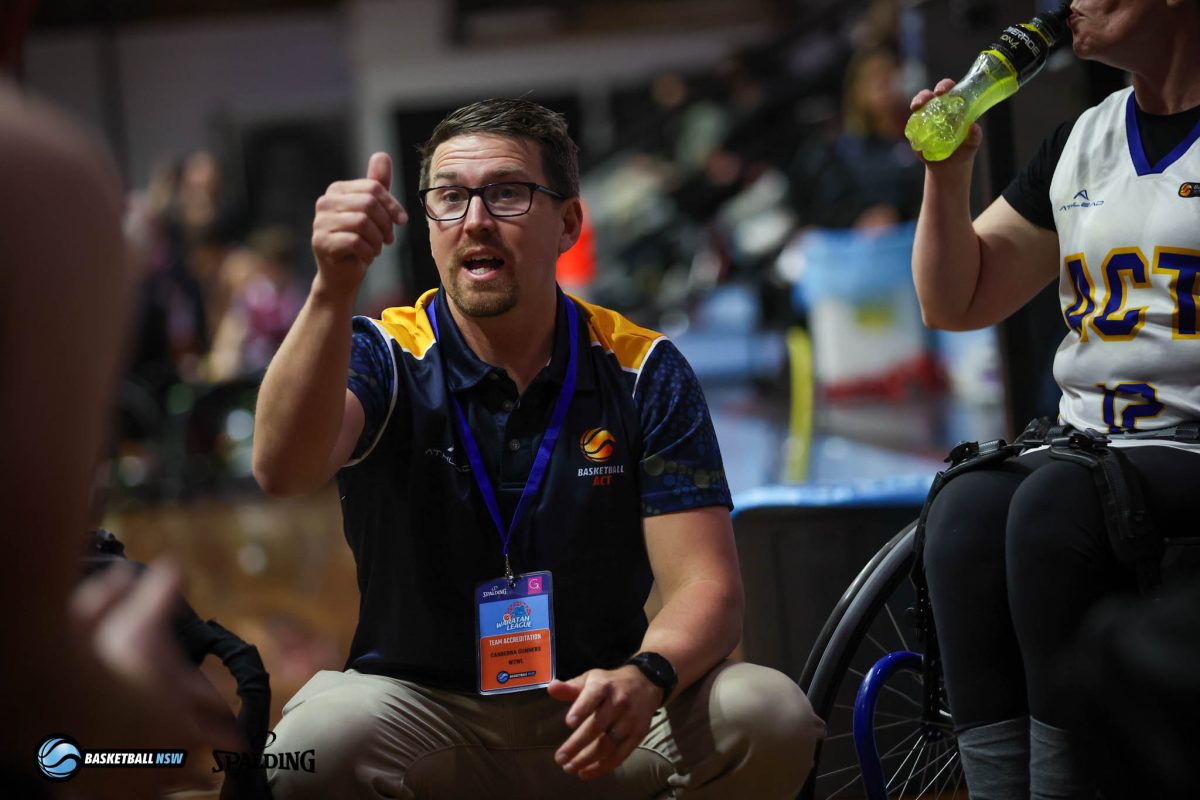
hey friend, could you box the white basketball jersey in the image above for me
[1050,87,1200,438]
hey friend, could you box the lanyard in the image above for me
[428,293,578,583]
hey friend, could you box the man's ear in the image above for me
[558,197,584,255]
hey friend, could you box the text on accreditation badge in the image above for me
[475,571,555,694]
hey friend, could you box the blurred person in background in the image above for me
[253,97,823,799]
[1,1,238,795]
[207,225,304,381]
[791,45,923,231]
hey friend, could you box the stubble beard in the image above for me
[446,267,520,318]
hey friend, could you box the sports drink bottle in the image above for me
[905,4,1071,161]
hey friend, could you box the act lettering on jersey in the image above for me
[1063,246,1200,341]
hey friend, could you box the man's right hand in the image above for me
[311,152,408,296]
[909,78,984,167]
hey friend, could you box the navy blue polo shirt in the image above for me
[339,286,731,691]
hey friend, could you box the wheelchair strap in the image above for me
[1046,428,1162,594]
[908,418,1183,723]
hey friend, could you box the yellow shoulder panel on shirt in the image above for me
[375,287,439,358]
[570,294,665,372]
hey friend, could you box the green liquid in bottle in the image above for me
[905,51,1019,162]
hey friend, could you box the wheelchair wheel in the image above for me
[799,524,965,799]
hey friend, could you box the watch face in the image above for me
[640,653,672,681]
[631,652,676,693]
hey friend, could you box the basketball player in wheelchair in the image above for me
[905,1,1200,797]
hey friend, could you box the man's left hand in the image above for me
[548,665,662,780]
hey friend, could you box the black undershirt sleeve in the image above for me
[1001,118,1076,231]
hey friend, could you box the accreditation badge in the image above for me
[475,571,555,694]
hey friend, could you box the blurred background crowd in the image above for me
[25,0,1014,506]
[14,0,1112,778]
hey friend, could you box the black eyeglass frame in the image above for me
[417,181,568,221]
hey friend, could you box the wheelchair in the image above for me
[85,528,273,800]
[795,423,1200,799]
[797,521,961,800]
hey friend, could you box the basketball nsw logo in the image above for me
[577,427,624,486]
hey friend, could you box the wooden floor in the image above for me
[107,487,358,729]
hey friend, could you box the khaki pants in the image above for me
[267,660,825,799]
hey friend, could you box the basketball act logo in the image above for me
[577,427,624,486]
[1179,182,1200,198]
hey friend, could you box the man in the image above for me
[254,98,823,798]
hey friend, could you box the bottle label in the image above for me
[987,23,1047,83]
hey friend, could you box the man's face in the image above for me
[426,133,581,319]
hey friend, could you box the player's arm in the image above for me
[253,153,405,495]
[910,79,1060,331]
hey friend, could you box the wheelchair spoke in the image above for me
[884,602,910,652]
[933,750,961,796]
[822,765,866,799]
[848,668,923,707]
[866,631,892,659]
[824,717,923,741]
[912,747,959,798]
[893,742,956,798]
[832,702,924,723]
[816,761,870,780]
[893,735,930,798]
[882,728,928,787]
[876,726,926,762]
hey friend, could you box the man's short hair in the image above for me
[417,98,579,197]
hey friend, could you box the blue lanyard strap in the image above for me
[427,293,579,579]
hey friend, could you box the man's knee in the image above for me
[267,672,405,799]
[707,662,826,793]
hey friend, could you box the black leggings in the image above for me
[922,445,1199,731]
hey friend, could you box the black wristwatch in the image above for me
[625,652,677,705]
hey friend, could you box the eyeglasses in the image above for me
[418,181,567,221]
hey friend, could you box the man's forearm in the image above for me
[636,578,744,700]
[252,280,356,495]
